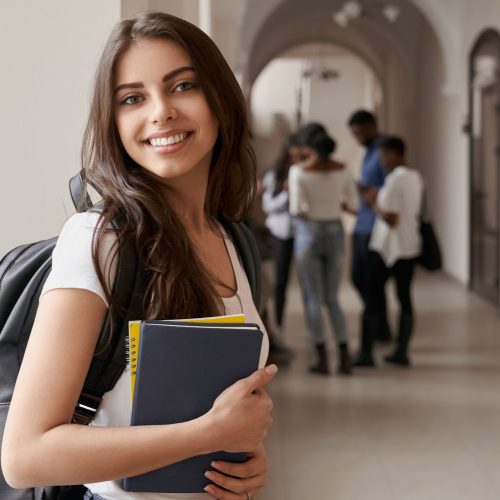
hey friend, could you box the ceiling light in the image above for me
[333,10,349,28]
[344,1,362,19]
[382,5,401,23]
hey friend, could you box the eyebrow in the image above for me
[114,66,195,95]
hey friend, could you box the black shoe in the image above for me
[352,355,376,368]
[384,352,410,367]
[309,343,330,375]
[337,344,352,375]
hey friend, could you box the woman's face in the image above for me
[113,38,219,183]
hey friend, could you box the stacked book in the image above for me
[123,315,263,493]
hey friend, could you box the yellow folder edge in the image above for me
[128,314,245,403]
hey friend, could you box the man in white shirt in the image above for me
[362,136,423,366]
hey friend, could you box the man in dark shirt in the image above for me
[348,110,392,366]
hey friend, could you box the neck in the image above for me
[158,154,213,235]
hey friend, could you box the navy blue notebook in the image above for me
[122,321,263,493]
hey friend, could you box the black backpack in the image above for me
[0,173,261,500]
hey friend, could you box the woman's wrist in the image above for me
[194,411,220,455]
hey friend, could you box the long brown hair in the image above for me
[82,11,256,321]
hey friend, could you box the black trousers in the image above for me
[366,253,415,317]
[273,237,294,328]
[351,234,391,338]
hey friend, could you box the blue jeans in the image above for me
[294,219,347,346]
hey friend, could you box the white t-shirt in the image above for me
[39,212,269,500]
[369,166,424,267]
[288,165,359,220]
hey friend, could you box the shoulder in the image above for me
[55,212,116,255]
[59,210,114,234]
[41,212,118,306]
[393,166,421,185]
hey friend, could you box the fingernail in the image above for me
[204,485,215,495]
[265,364,278,375]
[211,461,220,468]
[204,471,214,479]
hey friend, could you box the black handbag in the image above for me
[418,191,442,271]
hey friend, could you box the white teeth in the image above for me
[149,133,188,147]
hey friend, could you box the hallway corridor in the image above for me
[262,270,500,500]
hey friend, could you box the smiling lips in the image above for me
[145,132,191,149]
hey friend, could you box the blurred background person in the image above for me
[348,110,393,367]
[363,136,423,366]
[289,123,359,375]
[262,134,302,353]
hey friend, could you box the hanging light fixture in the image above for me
[333,1,402,28]
[382,5,401,23]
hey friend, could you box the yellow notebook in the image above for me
[127,314,245,403]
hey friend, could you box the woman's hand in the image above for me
[204,443,269,499]
[205,366,277,454]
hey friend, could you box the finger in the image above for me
[211,455,266,479]
[239,365,278,393]
[204,469,266,495]
[204,483,248,499]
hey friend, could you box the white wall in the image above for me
[0,0,121,256]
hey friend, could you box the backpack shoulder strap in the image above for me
[69,172,145,424]
[222,219,262,312]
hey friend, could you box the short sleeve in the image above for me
[40,212,118,306]
[377,174,401,213]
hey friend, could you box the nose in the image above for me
[150,94,177,124]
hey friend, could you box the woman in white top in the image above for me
[288,124,359,376]
[364,136,423,367]
[2,12,276,500]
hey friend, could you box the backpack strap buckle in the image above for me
[72,391,103,425]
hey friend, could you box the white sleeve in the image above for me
[262,170,289,214]
[40,212,118,306]
[377,174,401,213]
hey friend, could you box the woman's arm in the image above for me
[341,171,360,215]
[1,288,275,489]
[288,167,309,217]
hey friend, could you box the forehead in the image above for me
[114,37,192,84]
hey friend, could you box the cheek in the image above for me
[115,112,141,154]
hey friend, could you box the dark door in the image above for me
[470,30,500,304]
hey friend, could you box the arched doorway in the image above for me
[469,29,500,304]
[249,42,383,176]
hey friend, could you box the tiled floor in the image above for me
[260,269,500,500]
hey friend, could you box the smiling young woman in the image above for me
[1,12,275,500]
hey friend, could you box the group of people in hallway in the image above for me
[261,110,424,375]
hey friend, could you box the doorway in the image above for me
[470,29,500,304]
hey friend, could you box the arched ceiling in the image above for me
[238,0,450,100]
